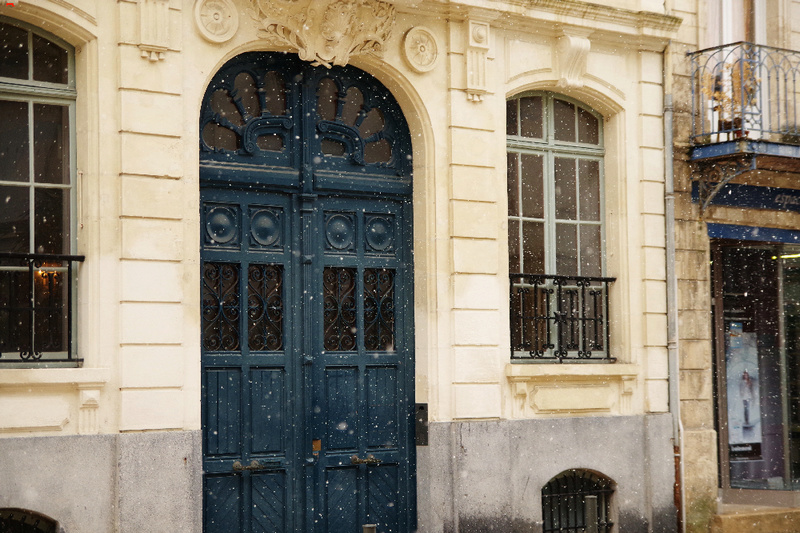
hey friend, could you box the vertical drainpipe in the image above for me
[664,65,686,533]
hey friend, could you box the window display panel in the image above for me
[715,241,800,490]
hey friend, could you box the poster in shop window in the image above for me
[726,321,762,458]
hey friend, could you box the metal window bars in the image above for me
[510,273,615,362]
[542,470,614,533]
[690,42,800,143]
[0,252,84,363]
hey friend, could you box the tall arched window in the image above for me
[507,93,613,362]
[0,18,81,364]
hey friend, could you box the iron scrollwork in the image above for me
[364,268,395,351]
[323,267,357,351]
[510,273,615,362]
[202,262,241,351]
[248,264,284,351]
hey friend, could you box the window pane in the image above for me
[554,157,577,220]
[506,99,518,136]
[580,225,602,277]
[32,33,68,85]
[522,221,544,273]
[508,219,520,273]
[521,154,544,219]
[553,99,576,142]
[507,153,519,216]
[317,78,338,121]
[579,159,600,221]
[0,22,29,80]
[35,187,69,254]
[341,87,363,127]
[0,185,30,252]
[555,224,578,276]
[34,104,69,184]
[520,96,543,138]
[234,72,260,119]
[578,107,599,145]
[263,71,286,116]
[0,100,30,183]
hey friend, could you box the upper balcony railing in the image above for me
[690,42,800,144]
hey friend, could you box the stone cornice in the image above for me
[395,0,682,47]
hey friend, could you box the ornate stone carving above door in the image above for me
[249,0,397,68]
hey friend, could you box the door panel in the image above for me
[201,53,414,533]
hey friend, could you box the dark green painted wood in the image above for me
[200,53,415,533]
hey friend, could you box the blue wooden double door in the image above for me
[199,54,415,532]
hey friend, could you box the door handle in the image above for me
[232,459,277,472]
[350,454,382,466]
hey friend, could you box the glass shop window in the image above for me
[713,240,800,490]
[0,18,81,365]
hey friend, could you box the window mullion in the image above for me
[28,99,35,254]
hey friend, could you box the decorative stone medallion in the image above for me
[195,0,239,44]
[403,26,438,73]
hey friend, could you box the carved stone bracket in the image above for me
[403,26,438,73]
[195,0,240,44]
[249,0,396,68]
[555,28,593,89]
[693,155,757,213]
[78,386,101,435]
[466,19,490,102]
[139,0,170,61]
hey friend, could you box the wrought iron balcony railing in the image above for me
[510,273,615,362]
[690,42,800,144]
[0,252,84,364]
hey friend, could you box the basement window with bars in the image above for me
[0,18,82,365]
[542,470,614,533]
[507,92,614,362]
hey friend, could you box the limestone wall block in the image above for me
[678,309,711,340]
[120,133,182,178]
[120,346,184,389]
[451,165,498,202]
[120,91,182,137]
[452,238,499,274]
[121,175,182,219]
[453,310,501,346]
[119,302,183,344]
[642,180,666,215]
[121,218,182,260]
[120,260,182,302]
[642,213,666,247]
[450,127,494,167]
[678,280,711,311]
[644,280,668,313]
[676,249,709,281]
[641,147,665,181]
[645,378,669,413]
[681,399,715,430]
[680,369,713,400]
[645,313,668,346]
[453,347,504,383]
[680,339,712,370]
[120,389,184,431]
[451,200,499,239]
[453,383,501,419]
[453,273,502,310]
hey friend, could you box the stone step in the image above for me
[712,506,800,533]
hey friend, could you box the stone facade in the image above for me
[0,0,681,531]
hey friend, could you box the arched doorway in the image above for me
[199,52,416,532]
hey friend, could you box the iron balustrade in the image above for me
[510,273,614,362]
[690,42,800,143]
[0,252,84,363]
